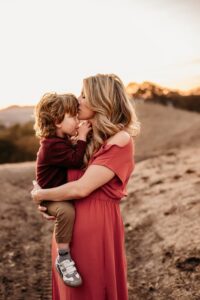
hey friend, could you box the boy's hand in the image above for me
[31,180,42,204]
[70,135,78,145]
[77,121,92,141]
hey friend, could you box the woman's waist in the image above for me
[74,193,121,204]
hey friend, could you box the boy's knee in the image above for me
[56,204,75,222]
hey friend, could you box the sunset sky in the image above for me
[0,0,200,109]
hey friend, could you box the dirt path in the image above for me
[0,162,52,300]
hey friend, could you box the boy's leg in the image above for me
[45,201,82,287]
[46,200,75,246]
[56,201,75,246]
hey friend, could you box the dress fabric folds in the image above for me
[52,139,135,300]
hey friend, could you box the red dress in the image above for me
[51,138,135,300]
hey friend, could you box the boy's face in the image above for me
[56,113,79,137]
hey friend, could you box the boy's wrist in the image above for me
[77,135,87,142]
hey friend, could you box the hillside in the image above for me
[0,149,199,299]
[134,101,200,161]
[0,106,34,127]
[123,146,200,299]
[0,102,199,299]
[0,101,199,164]
[127,82,200,113]
[1,81,200,127]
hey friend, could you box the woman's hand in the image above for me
[38,204,56,221]
[31,181,55,221]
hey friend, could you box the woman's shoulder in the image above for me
[106,130,132,147]
[90,131,133,163]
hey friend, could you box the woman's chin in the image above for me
[78,111,95,121]
[78,112,85,120]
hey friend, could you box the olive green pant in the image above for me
[42,200,75,244]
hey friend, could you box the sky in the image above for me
[0,0,200,109]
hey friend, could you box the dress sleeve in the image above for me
[90,141,134,184]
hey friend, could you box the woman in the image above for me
[32,74,140,300]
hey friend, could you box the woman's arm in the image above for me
[32,130,131,204]
[32,165,115,203]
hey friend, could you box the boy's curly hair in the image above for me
[34,93,78,138]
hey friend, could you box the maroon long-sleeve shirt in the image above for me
[36,136,87,188]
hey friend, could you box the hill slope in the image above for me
[127,82,200,112]
[0,147,199,299]
[0,106,34,127]
[135,101,200,161]
[123,146,200,299]
[0,103,199,299]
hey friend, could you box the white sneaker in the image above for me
[55,254,82,287]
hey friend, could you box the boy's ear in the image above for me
[55,121,61,128]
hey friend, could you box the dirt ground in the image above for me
[0,162,142,300]
[0,103,200,300]
[124,147,200,300]
[0,163,52,300]
[1,145,200,300]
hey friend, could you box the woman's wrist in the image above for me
[38,188,45,202]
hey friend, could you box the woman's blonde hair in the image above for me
[82,74,140,166]
[34,93,78,138]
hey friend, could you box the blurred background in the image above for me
[0,0,199,299]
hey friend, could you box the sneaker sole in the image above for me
[55,262,83,288]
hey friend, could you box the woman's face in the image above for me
[78,89,95,120]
